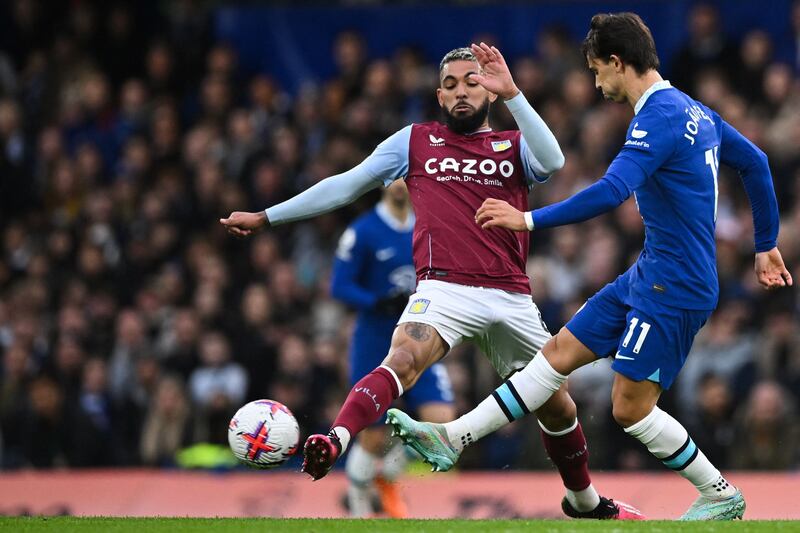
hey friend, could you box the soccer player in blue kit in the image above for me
[387,13,793,520]
[331,180,454,517]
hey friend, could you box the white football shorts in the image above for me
[397,279,551,378]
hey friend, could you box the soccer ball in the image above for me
[228,399,300,468]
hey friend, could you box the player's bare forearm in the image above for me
[754,247,793,289]
[469,42,519,100]
[219,210,269,237]
[475,198,527,232]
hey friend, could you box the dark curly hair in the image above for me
[581,12,660,74]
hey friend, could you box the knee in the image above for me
[541,328,586,375]
[612,399,649,429]
[383,347,419,389]
[536,387,577,432]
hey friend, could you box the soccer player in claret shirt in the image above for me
[331,181,456,517]
[388,14,793,521]
[221,44,643,520]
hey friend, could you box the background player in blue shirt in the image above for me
[331,180,454,517]
[388,13,792,521]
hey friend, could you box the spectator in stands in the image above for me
[189,332,247,444]
[677,301,757,415]
[140,376,192,467]
[731,381,800,469]
[757,309,800,394]
[108,309,151,402]
[18,377,68,468]
[67,357,118,466]
[686,373,735,469]
[671,3,740,92]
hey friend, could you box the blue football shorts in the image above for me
[565,272,712,390]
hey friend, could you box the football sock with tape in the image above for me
[625,406,736,499]
[444,352,567,451]
[540,419,600,512]
[332,365,403,454]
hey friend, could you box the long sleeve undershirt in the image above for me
[266,92,564,226]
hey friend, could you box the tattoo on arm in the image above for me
[404,322,432,342]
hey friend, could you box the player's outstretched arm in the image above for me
[220,210,268,237]
[218,168,379,236]
[476,174,631,232]
[470,42,564,176]
[219,127,412,236]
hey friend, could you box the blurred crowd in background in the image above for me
[0,0,798,472]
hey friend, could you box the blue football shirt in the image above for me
[330,204,417,354]
[602,81,778,310]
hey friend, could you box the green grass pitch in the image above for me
[2,518,800,532]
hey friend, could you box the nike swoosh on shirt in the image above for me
[631,122,648,139]
[615,352,635,360]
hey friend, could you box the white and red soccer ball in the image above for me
[228,399,300,468]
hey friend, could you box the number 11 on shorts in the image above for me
[622,317,651,354]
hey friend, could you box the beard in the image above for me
[442,98,491,134]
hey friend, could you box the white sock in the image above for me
[625,406,736,499]
[346,484,373,517]
[566,485,601,512]
[345,442,378,483]
[345,442,378,517]
[380,441,409,481]
[332,426,352,454]
[444,352,567,451]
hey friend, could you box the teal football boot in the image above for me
[680,490,745,520]
[386,408,459,472]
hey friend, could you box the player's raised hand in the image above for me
[475,198,527,231]
[219,211,269,237]
[754,247,793,289]
[469,43,520,100]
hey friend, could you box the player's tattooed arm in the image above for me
[404,322,432,342]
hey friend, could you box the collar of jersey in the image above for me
[444,125,493,136]
[376,202,415,232]
[634,80,672,115]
